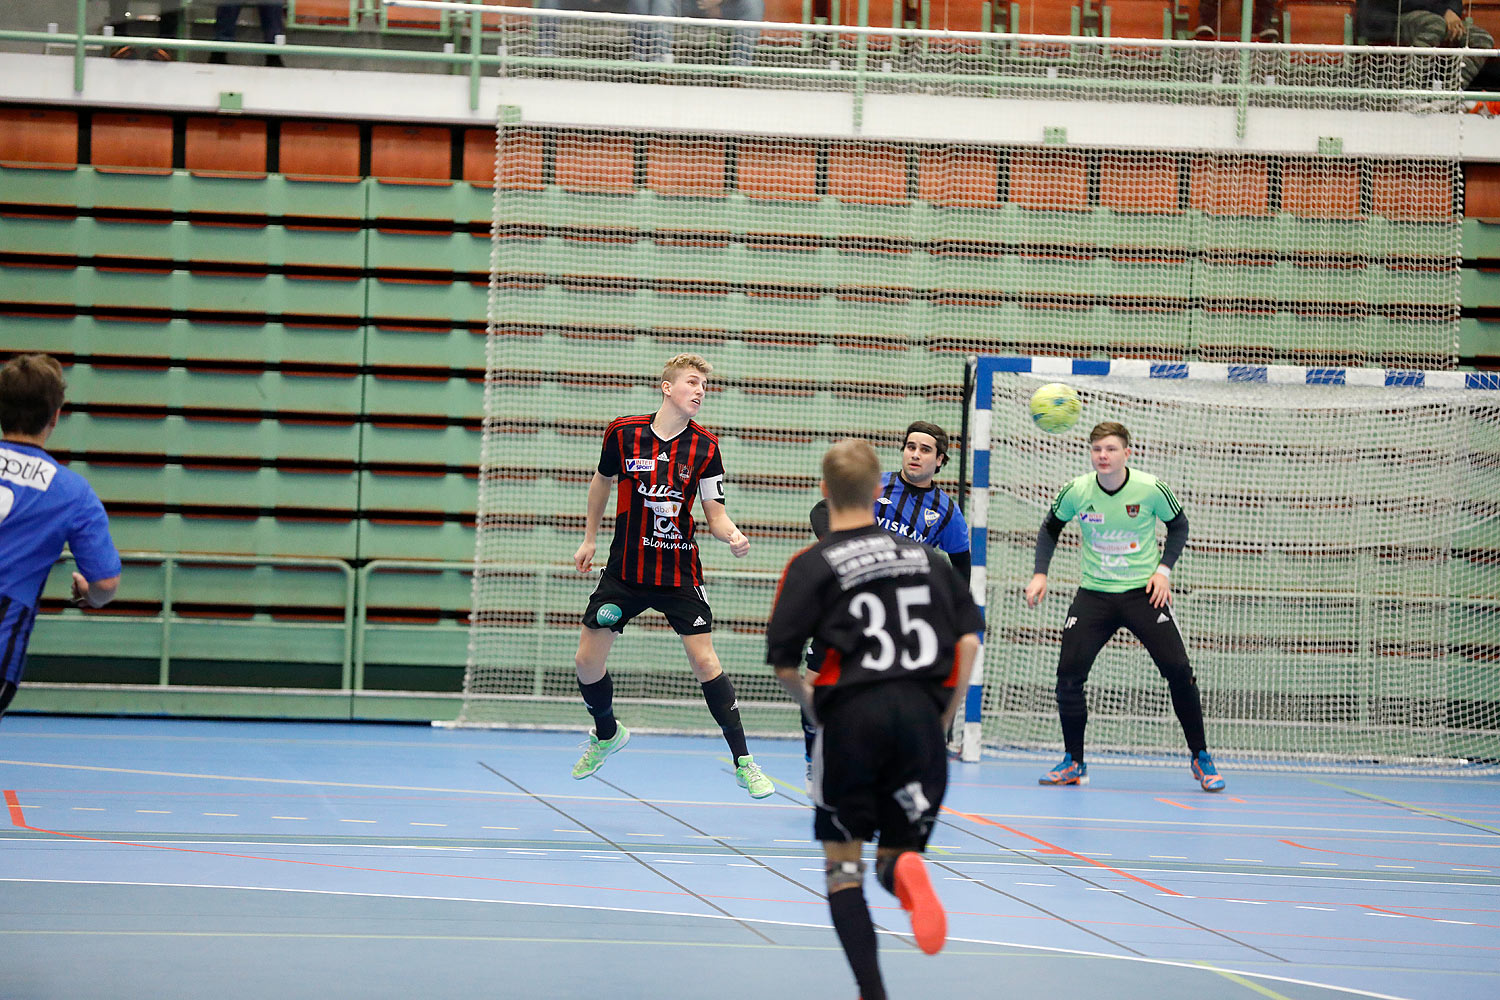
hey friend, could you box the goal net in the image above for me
[969,356,1500,771]
[452,15,1477,735]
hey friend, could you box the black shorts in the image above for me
[583,573,713,636]
[811,680,948,851]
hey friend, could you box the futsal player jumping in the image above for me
[768,438,981,1000]
[569,353,773,799]
[0,353,122,722]
[1025,421,1225,792]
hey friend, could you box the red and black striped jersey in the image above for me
[597,414,727,588]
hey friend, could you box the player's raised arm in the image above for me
[574,471,614,573]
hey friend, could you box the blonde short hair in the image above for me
[661,353,713,390]
[822,438,881,512]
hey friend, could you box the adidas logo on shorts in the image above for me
[692,616,707,627]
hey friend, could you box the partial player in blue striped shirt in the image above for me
[801,422,972,779]
[809,421,971,582]
[0,354,122,723]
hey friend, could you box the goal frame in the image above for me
[958,354,1500,764]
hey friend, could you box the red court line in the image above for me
[0,789,790,908]
[944,807,1183,897]
[1281,837,1492,871]
[1155,798,1194,811]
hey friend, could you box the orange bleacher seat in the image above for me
[473,0,534,32]
[280,121,361,181]
[471,128,546,190]
[185,118,268,178]
[1102,1,1172,39]
[646,138,729,198]
[737,138,819,201]
[371,125,452,184]
[1100,153,1181,214]
[1281,0,1353,45]
[463,128,497,187]
[1469,0,1500,37]
[1372,162,1453,222]
[834,0,899,50]
[828,142,908,204]
[1465,163,1500,218]
[554,134,635,194]
[1189,155,1271,217]
[925,0,987,52]
[1011,0,1080,34]
[1010,150,1088,211]
[287,0,357,28]
[1281,160,1362,220]
[0,108,79,169]
[916,147,1003,208]
[761,0,811,46]
[92,113,173,174]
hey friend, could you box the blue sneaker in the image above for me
[1039,753,1087,786]
[1192,750,1225,792]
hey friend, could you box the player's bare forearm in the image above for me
[71,572,119,609]
[941,634,979,730]
[1024,573,1047,607]
[574,473,613,572]
[774,664,813,719]
[703,499,750,557]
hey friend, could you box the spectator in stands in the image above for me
[208,3,287,67]
[1359,0,1493,91]
[686,0,766,68]
[1194,0,1279,42]
[535,0,763,67]
[105,0,184,60]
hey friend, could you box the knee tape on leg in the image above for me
[825,859,866,893]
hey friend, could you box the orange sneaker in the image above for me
[892,852,946,955]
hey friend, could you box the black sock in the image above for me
[701,673,749,761]
[829,886,885,1000]
[578,674,617,741]
[874,854,898,896]
[1061,712,1086,762]
[1168,675,1208,757]
[0,681,16,721]
[801,706,818,759]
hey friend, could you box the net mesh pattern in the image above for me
[978,371,1500,771]
[459,31,1472,742]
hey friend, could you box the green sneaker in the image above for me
[572,724,630,779]
[735,755,774,799]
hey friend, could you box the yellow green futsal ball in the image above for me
[1029,382,1081,433]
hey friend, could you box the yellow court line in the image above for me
[1307,778,1500,836]
[1199,963,1298,1000]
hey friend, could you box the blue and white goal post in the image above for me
[958,355,1500,770]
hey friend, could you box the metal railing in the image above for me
[1,2,1497,118]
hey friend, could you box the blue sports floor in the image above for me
[1,717,1497,1000]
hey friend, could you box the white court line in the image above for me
[72,807,105,812]
[0,877,1422,1000]
[0,759,805,811]
[341,819,377,824]
[203,813,238,818]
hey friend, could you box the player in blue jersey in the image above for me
[0,354,122,723]
[810,421,970,583]
[801,422,972,784]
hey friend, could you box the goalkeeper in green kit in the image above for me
[1024,421,1225,792]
